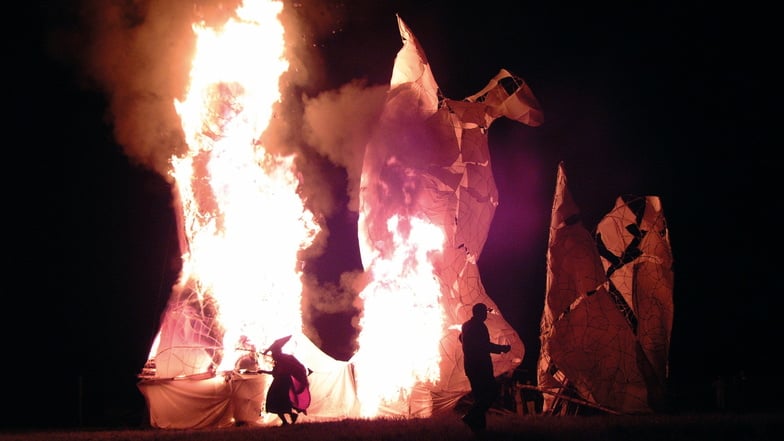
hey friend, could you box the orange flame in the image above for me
[145,1,465,421]
[353,215,445,416]
[161,0,319,372]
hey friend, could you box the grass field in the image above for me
[2,411,782,441]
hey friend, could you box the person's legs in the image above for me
[462,408,485,432]
[462,375,482,428]
[475,412,487,430]
[462,390,487,431]
[470,378,497,431]
[462,409,480,430]
[277,413,289,425]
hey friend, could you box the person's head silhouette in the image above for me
[472,303,491,320]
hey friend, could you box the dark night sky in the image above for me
[6,0,778,429]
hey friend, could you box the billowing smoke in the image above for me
[47,0,391,357]
[57,0,384,210]
[302,79,386,213]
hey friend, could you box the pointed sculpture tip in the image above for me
[556,161,567,183]
[396,14,411,40]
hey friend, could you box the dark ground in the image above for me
[5,1,779,434]
[2,412,782,441]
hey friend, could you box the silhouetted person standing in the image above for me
[460,303,511,432]
[260,335,311,425]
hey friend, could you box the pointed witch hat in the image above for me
[263,334,292,355]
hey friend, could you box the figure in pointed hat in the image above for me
[259,335,311,425]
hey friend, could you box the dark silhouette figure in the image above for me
[259,336,311,425]
[460,303,511,432]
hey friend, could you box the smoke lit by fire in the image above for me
[165,0,319,370]
[145,0,447,417]
[72,0,525,421]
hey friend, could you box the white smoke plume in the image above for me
[46,0,393,355]
[53,1,383,210]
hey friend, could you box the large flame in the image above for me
[142,1,527,424]
[152,0,319,374]
[352,214,446,416]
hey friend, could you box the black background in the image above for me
[6,0,776,429]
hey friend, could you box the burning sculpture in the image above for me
[137,1,543,428]
[352,16,542,416]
